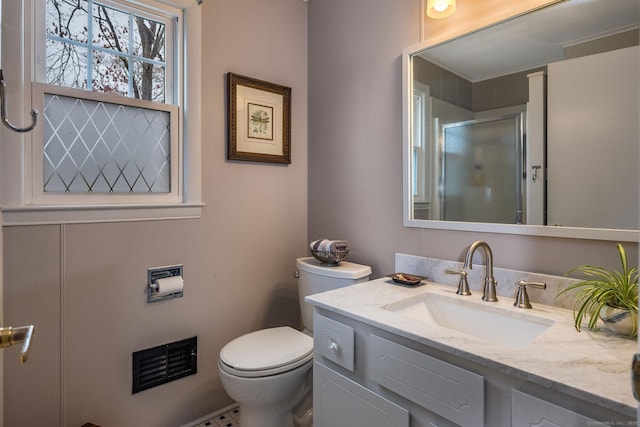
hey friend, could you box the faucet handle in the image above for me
[514,280,547,309]
[445,268,472,296]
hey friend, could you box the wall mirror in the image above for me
[403,0,639,242]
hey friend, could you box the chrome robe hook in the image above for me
[0,70,38,133]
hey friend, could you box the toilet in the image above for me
[218,256,372,427]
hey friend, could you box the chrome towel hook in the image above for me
[531,165,541,182]
[0,70,38,133]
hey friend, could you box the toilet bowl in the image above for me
[218,257,372,427]
[219,327,313,427]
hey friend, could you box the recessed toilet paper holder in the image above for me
[148,265,184,303]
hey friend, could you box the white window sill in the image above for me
[1,203,204,226]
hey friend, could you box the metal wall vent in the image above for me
[132,336,197,394]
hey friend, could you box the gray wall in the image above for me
[3,0,638,425]
[307,0,638,280]
[3,0,308,425]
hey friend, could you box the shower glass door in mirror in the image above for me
[437,115,523,224]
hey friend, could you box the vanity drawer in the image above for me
[313,312,355,371]
[369,335,484,427]
[511,390,606,427]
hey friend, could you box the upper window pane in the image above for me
[46,0,89,43]
[46,38,89,88]
[45,0,167,103]
[91,3,129,52]
[133,16,165,62]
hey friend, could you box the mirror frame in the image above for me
[402,10,639,243]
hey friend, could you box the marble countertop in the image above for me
[306,278,637,417]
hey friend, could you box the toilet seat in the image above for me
[219,326,313,378]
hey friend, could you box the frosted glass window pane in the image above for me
[43,93,171,193]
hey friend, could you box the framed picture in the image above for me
[227,73,292,164]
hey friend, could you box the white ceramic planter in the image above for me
[599,305,637,336]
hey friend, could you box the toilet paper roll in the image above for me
[153,276,184,297]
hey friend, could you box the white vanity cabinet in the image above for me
[312,309,635,427]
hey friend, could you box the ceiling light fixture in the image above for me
[426,0,456,19]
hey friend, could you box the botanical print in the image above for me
[247,102,273,141]
[227,72,291,164]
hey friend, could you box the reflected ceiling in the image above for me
[422,0,639,82]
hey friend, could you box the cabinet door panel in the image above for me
[511,390,608,427]
[314,361,409,427]
[369,334,484,427]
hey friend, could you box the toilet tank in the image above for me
[296,257,371,332]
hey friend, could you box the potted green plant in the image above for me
[558,243,638,338]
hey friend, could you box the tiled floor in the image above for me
[192,406,240,427]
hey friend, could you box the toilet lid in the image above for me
[220,326,313,372]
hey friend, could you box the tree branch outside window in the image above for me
[46,0,166,103]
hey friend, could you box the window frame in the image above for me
[0,0,203,225]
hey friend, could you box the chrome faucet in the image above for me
[514,280,547,309]
[445,268,471,296]
[463,241,498,302]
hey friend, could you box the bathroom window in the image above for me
[0,0,203,224]
[33,0,179,202]
[412,83,430,205]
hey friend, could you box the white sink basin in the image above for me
[383,291,555,349]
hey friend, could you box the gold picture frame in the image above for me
[227,73,291,164]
